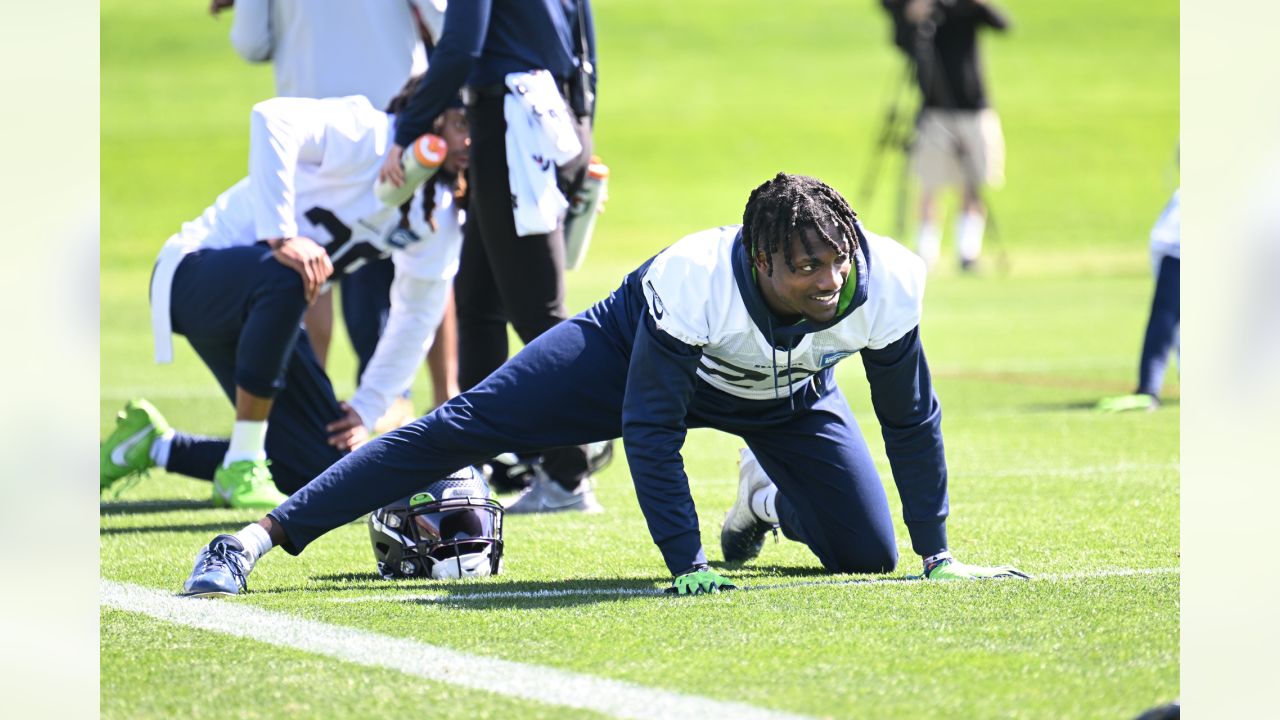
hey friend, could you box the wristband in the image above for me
[923,550,953,573]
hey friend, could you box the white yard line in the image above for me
[100,579,812,720]
[326,566,1180,605]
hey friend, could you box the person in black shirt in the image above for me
[379,0,605,514]
[884,0,1010,271]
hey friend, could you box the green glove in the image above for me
[665,564,737,595]
[924,557,1030,581]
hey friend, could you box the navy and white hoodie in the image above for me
[612,224,948,574]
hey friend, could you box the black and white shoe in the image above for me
[720,451,778,563]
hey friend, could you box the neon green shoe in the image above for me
[1096,393,1158,413]
[212,459,287,509]
[100,399,171,493]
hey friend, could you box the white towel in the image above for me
[503,70,582,237]
[150,235,202,364]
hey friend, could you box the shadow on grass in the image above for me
[100,520,242,536]
[100,499,211,516]
[255,573,668,601]
[251,566,910,609]
[709,562,830,578]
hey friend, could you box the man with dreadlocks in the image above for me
[179,172,1026,597]
[100,77,471,507]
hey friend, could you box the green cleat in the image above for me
[101,399,171,493]
[1096,393,1158,413]
[212,459,287,509]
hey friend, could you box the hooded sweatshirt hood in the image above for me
[730,223,872,402]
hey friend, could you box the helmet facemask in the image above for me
[369,471,505,580]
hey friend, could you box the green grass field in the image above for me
[101,0,1179,717]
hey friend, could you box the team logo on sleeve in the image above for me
[819,350,855,367]
[384,226,421,249]
[645,280,665,320]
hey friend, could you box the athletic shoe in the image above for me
[720,453,779,564]
[212,459,287,509]
[1096,393,1158,413]
[483,453,538,494]
[181,534,254,597]
[586,440,615,474]
[100,399,171,492]
[505,468,604,514]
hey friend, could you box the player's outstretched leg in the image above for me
[720,447,780,563]
[100,399,172,493]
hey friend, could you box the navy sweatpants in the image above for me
[166,244,346,494]
[271,292,898,575]
[1137,255,1180,397]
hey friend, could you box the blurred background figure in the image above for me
[211,0,458,427]
[379,0,606,513]
[1098,189,1180,413]
[882,0,1010,272]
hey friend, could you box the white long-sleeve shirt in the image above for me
[228,0,433,109]
[151,95,463,427]
[1150,188,1181,266]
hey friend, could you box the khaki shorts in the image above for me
[911,108,1005,192]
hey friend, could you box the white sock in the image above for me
[916,221,941,268]
[149,430,175,469]
[750,484,779,524]
[223,420,268,466]
[233,523,274,563]
[957,211,985,262]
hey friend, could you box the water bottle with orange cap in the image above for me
[375,134,448,208]
[564,156,609,271]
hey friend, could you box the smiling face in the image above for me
[753,222,852,324]
[435,107,470,175]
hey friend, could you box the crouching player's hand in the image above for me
[326,402,370,452]
[923,552,1030,581]
[666,564,737,596]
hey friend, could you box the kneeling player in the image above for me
[100,78,470,508]
[180,172,1027,596]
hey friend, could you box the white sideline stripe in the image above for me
[327,566,1180,605]
[99,579,810,720]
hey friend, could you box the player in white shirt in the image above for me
[212,0,440,109]
[1097,189,1181,412]
[177,173,1026,597]
[100,78,471,509]
[213,0,454,427]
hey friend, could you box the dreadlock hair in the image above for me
[400,164,468,233]
[740,173,862,277]
[384,74,425,115]
[386,79,471,232]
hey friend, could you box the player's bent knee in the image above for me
[823,542,898,575]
